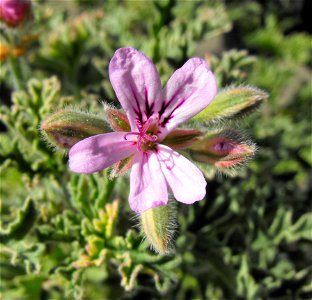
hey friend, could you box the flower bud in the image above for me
[41,110,110,149]
[188,129,256,169]
[0,0,31,27]
[140,201,177,254]
[193,85,268,123]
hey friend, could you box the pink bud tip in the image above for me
[213,141,234,152]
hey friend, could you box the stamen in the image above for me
[143,134,158,142]
[135,119,143,130]
[137,137,143,151]
[126,117,159,151]
[124,132,140,140]
[142,116,154,132]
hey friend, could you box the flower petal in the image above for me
[129,151,168,213]
[109,48,162,130]
[69,132,137,174]
[157,145,206,204]
[158,58,217,140]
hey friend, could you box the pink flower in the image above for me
[0,0,30,27]
[69,48,217,213]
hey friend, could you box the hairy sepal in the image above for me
[110,155,135,179]
[104,105,131,132]
[193,85,268,123]
[162,129,203,149]
[140,201,177,254]
[41,109,110,149]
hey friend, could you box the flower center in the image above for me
[124,117,158,152]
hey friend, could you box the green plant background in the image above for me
[0,1,311,299]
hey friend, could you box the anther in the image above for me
[143,134,158,142]
[135,119,143,130]
[124,132,140,140]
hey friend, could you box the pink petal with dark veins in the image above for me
[69,132,137,174]
[109,48,162,130]
[158,58,217,140]
[129,151,168,213]
[157,144,207,204]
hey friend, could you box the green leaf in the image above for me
[290,213,312,241]
[68,175,97,220]
[118,253,143,291]
[237,255,259,299]
[0,198,36,243]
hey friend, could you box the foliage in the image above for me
[0,0,311,299]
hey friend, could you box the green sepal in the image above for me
[41,109,110,149]
[193,85,268,123]
[162,129,203,149]
[104,105,131,132]
[110,155,134,178]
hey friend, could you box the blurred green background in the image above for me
[0,0,311,299]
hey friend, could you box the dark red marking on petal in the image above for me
[130,85,143,122]
[158,102,167,118]
[160,115,174,127]
[174,97,187,110]
[158,86,184,117]
[159,99,171,117]
[160,97,187,127]
[144,86,154,118]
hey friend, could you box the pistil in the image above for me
[124,117,158,152]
